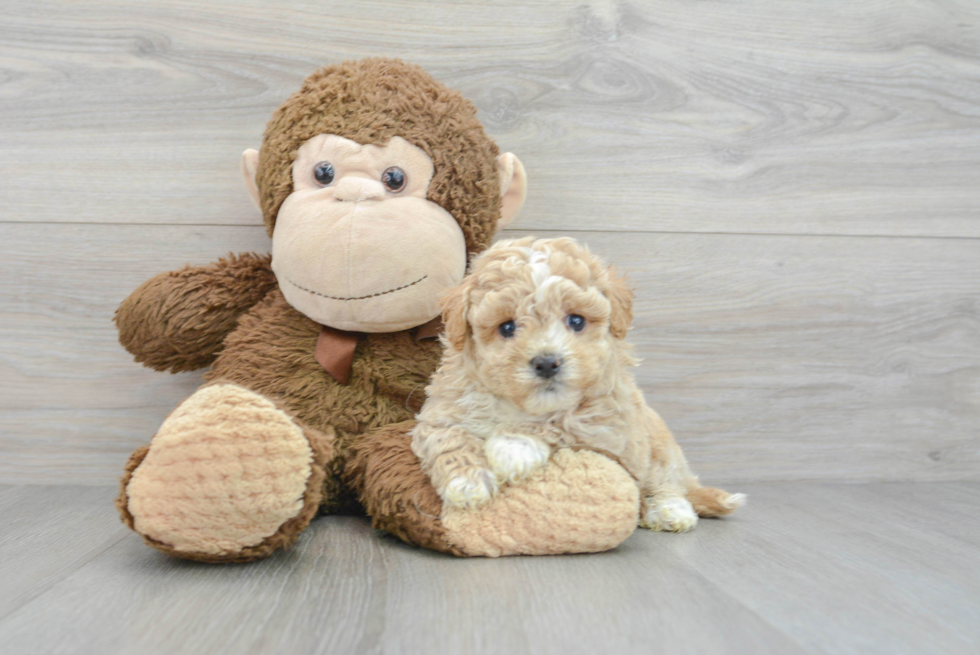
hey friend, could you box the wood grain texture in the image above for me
[0,486,128,622]
[1,0,979,236]
[0,483,977,655]
[668,482,980,655]
[1,224,978,484]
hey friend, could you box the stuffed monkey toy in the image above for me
[114,58,640,562]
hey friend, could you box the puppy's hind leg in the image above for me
[640,488,700,532]
[642,408,745,524]
[686,485,746,518]
[642,480,744,530]
[638,407,734,532]
[642,483,744,530]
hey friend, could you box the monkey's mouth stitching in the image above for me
[286,275,428,301]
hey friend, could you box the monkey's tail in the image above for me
[686,485,746,518]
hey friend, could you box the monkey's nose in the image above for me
[530,355,562,379]
[332,177,386,202]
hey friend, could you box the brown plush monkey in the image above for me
[114,58,639,562]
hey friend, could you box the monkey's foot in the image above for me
[347,424,640,557]
[117,383,332,563]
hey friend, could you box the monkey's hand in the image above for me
[346,421,640,557]
[115,252,277,372]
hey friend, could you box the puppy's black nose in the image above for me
[531,355,562,379]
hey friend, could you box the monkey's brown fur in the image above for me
[114,58,639,562]
[117,253,278,373]
[257,58,502,255]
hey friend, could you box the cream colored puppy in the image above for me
[411,237,743,532]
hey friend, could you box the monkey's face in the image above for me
[270,135,468,332]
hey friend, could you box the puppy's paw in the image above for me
[640,496,699,532]
[440,467,498,509]
[485,435,551,484]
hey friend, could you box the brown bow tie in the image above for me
[314,316,444,385]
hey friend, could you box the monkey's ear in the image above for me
[440,279,473,351]
[496,153,527,229]
[241,149,262,211]
[603,269,634,339]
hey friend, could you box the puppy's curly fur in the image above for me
[412,237,744,531]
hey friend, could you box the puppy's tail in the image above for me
[686,485,746,518]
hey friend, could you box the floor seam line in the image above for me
[0,530,130,626]
[671,550,819,655]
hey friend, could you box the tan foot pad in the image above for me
[125,384,314,557]
[442,449,640,557]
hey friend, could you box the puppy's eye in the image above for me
[382,166,406,192]
[313,161,335,186]
[565,314,586,332]
[498,320,517,338]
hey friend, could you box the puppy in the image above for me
[411,237,744,531]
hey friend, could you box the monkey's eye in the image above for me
[498,320,517,339]
[382,166,406,192]
[565,314,586,332]
[313,162,335,186]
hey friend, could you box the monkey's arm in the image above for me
[346,421,640,557]
[115,253,277,372]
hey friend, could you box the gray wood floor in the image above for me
[0,482,977,655]
[2,2,978,653]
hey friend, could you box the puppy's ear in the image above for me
[441,279,472,351]
[603,269,634,339]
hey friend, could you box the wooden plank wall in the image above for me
[1,0,978,484]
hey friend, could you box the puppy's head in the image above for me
[441,236,634,415]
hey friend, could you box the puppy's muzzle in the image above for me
[531,354,562,380]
